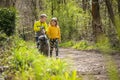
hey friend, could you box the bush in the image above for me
[95,36,113,53]
[0,8,16,36]
[60,38,115,53]
[5,36,80,80]
[105,55,120,80]
[72,40,95,50]
[60,40,95,50]
[59,41,74,48]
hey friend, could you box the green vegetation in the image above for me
[60,40,95,51]
[3,36,81,80]
[0,0,120,80]
[38,0,90,41]
[59,33,118,54]
[72,40,94,50]
[95,36,112,53]
[105,55,120,80]
[115,16,120,41]
[59,41,74,48]
[60,37,116,53]
[0,8,16,36]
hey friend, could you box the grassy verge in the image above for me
[2,36,81,80]
[59,38,117,53]
[105,55,120,80]
[60,40,95,51]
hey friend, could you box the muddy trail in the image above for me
[58,48,120,80]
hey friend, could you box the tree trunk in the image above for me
[92,0,103,42]
[117,0,120,16]
[51,0,54,16]
[82,0,87,11]
[104,0,115,25]
[105,0,120,47]
[0,0,15,7]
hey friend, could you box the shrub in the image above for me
[0,8,16,36]
[105,55,120,80]
[5,36,80,80]
[59,41,74,48]
[95,36,113,53]
[60,40,94,50]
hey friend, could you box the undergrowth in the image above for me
[60,40,95,51]
[3,36,81,80]
[105,55,120,80]
[59,37,117,53]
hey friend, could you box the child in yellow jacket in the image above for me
[33,14,48,47]
[47,17,61,57]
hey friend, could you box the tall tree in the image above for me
[117,0,120,16]
[92,0,103,42]
[82,0,87,11]
[104,0,115,25]
[51,0,54,16]
[0,0,15,7]
[104,0,120,47]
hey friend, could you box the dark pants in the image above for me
[35,36,39,47]
[35,32,40,48]
[35,36,38,42]
[50,38,58,57]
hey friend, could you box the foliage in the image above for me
[0,8,16,36]
[72,40,95,50]
[0,32,7,43]
[38,0,91,41]
[4,36,80,80]
[60,37,116,53]
[33,0,120,50]
[115,15,120,41]
[95,36,112,53]
[60,40,95,50]
[59,41,74,48]
[105,55,120,80]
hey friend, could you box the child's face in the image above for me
[40,17,47,22]
[51,20,56,26]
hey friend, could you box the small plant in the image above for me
[72,40,94,50]
[95,36,113,53]
[60,40,95,50]
[0,8,16,36]
[105,55,120,80]
[59,40,74,48]
[5,36,80,80]
[60,37,116,54]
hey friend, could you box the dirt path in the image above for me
[58,48,120,80]
[0,48,120,80]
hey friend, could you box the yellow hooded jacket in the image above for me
[34,21,48,32]
[47,25,61,40]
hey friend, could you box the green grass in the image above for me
[95,36,113,53]
[4,36,81,80]
[60,40,95,50]
[105,55,120,80]
[59,40,74,48]
[60,37,116,53]
[72,40,95,50]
